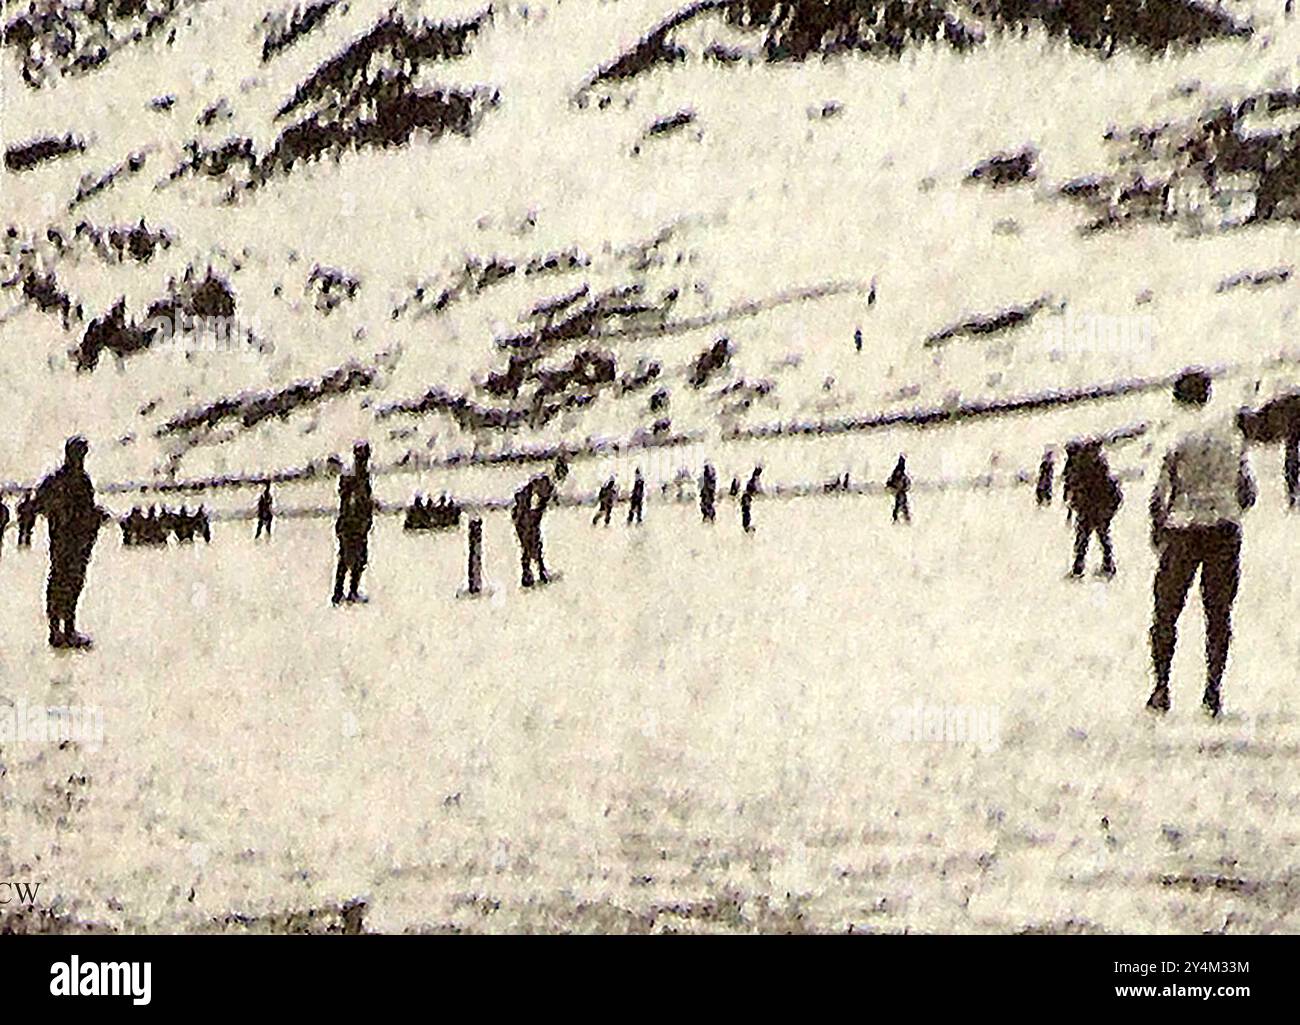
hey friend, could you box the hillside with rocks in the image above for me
[1,0,1297,497]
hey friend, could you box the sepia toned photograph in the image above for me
[1,0,1298,994]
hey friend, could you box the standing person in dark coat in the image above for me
[627,468,645,525]
[1036,448,1055,506]
[886,455,911,523]
[740,466,762,533]
[332,442,375,605]
[1147,370,1256,717]
[33,436,108,649]
[1283,407,1300,510]
[256,483,274,539]
[1063,439,1122,578]
[0,498,9,561]
[700,463,717,523]
[513,472,558,587]
[16,490,37,547]
[593,477,616,526]
[1239,390,1300,509]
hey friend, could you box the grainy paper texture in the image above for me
[2,0,1299,934]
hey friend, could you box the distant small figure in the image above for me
[700,463,717,523]
[1063,439,1121,578]
[16,490,37,547]
[868,277,877,307]
[1036,448,1055,506]
[1147,369,1256,717]
[627,468,645,526]
[33,436,108,649]
[886,455,911,523]
[0,498,9,561]
[121,506,142,546]
[741,466,762,533]
[513,473,556,587]
[140,505,164,546]
[174,505,197,543]
[332,442,374,605]
[854,327,863,353]
[593,476,616,526]
[196,505,211,543]
[256,483,274,539]
[405,493,428,530]
[729,477,740,498]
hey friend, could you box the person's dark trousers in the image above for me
[892,492,910,523]
[332,538,367,603]
[533,535,547,581]
[519,531,546,586]
[518,534,533,586]
[46,555,88,644]
[627,502,642,525]
[1150,523,1242,706]
[256,517,271,539]
[1071,514,1115,575]
[1286,432,1299,509]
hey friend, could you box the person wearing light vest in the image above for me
[1147,369,1256,718]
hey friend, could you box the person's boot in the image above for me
[1146,685,1171,714]
[63,618,92,649]
[48,618,66,649]
[1202,685,1222,719]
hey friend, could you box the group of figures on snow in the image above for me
[4,368,1299,720]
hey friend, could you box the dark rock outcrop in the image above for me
[4,133,84,172]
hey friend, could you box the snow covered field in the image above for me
[5,0,1300,935]
[4,476,1300,934]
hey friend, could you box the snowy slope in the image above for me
[2,0,1298,502]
